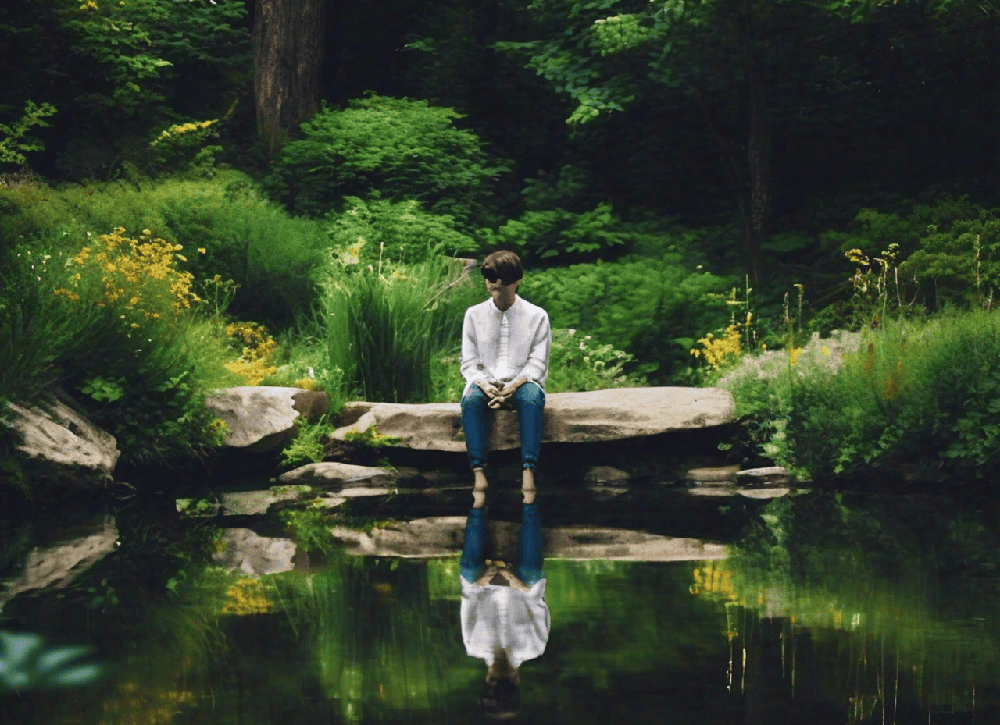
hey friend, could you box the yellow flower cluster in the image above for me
[294,377,318,390]
[691,324,743,371]
[54,227,200,325]
[224,321,278,385]
[220,578,272,615]
[152,119,216,145]
[788,347,804,367]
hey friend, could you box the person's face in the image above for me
[484,275,520,301]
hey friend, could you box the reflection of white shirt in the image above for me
[460,577,551,668]
[460,295,551,398]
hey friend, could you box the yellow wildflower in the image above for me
[788,347,803,366]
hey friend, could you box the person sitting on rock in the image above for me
[459,480,550,720]
[460,250,551,506]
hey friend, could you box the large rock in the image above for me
[330,387,735,453]
[3,395,119,487]
[205,386,328,451]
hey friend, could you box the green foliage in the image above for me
[57,0,248,117]
[519,253,734,381]
[735,310,1000,482]
[80,376,125,403]
[326,196,477,265]
[1,228,242,470]
[3,173,326,328]
[824,196,1000,315]
[266,95,513,230]
[482,202,630,264]
[148,117,223,177]
[342,425,404,448]
[0,101,58,166]
[281,415,335,468]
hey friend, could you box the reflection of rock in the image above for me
[328,387,735,453]
[205,386,328,452]
[212,528,297,577]
[328,517,726,561]
[277,462,422,488]
[0,515,118,606]
[3,394,119,488]
[584,466,630,485]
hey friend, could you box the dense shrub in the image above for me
[265,95,513,230]
[2,229,239,473]
[482,203,630,265]
[326,196,478,266]
[518,253,734,382]
[726,310,1000,483]
[1,173,326,328]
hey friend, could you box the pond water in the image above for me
[1,486,999,724]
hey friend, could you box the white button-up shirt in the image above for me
[460,576,551,668]
[460,294,551,398]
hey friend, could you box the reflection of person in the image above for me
[459,484,551,720]
[460,250,551,507]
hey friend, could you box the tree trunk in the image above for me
[253,0,328,160]
[734,0,770,286]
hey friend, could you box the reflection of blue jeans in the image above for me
[461,382,545,470]
[460,504,544,587]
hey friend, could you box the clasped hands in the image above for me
[476,376,528,409]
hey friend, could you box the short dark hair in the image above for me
[482,251,523,284]
[479,677,520,719]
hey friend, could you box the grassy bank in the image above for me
[718,308,1000,484]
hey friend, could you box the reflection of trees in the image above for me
[698,492,1000,723]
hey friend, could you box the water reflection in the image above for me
[2,490,1000,723]
[458,502,551,720]
[698,491,1000,723]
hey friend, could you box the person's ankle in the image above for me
[473,467,488,508]
[521,468,535,504]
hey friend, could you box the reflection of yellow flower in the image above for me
[221,578,272,615]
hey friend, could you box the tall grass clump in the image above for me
[316,244,482,403]
[783,309,1000,482]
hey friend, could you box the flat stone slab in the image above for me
[328,517,727,561]
[331,386,735,453]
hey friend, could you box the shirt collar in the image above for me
[490,294,520,314]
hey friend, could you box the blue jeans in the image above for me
[461,382,545,471]
[459,504,544,586]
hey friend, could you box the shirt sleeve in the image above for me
[517,310,551,387]
[460,308,489,388]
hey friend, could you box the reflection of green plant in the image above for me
[85,578,121,612]
[278,508,336,553]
